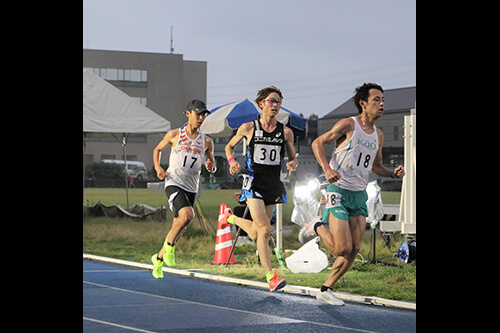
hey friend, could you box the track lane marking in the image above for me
[83,316,155,333]
[83,280,379,333]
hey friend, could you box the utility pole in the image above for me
[170,25,174,54]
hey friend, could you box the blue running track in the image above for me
[83,259,415,332]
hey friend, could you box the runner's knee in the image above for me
[257,224,271,239]
[333,242,352,257]
[177,208,194,225]
[352,243,361,255]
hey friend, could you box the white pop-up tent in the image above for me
[83,69,170,134]
[83,70,171,207]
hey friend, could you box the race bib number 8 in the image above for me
[253,144,281,165]
[325,192,342,209]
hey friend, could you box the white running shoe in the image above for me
[298,217,321,243]
[316,289,345,306]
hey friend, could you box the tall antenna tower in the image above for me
[170,25,174,54]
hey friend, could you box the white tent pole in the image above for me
[83,133,87,201]
[276,203,283,252]
[123,133,129,209]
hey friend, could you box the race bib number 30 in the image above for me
[325,192,342,209]
[253,144,281,165]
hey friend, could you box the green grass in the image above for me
[83,188,415,302]
[83,188,399,222]
[84,188,169,209]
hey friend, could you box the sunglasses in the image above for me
[262,98,282,104]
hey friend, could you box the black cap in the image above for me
[186,99,210,115]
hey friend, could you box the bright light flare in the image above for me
[306,178,320,192]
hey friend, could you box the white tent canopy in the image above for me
[83,69,171,208]
[83,70,170,134]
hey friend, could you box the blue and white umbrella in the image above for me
[201,98,307,139]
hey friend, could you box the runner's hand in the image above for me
[229,160,240,176]
[286,159,297,172]
[205,160,216,173]
[324,166,340,183]
[156,167,167,180]
[393,165,405,178]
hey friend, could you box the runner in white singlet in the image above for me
[150,100,216,278]
[300,84,405,306]
[165,125,206,194]
[330,116,379,192]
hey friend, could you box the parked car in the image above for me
[102,160,148,180]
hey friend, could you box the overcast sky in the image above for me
[83,0,416,118]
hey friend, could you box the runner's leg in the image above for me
[245,198,274,274]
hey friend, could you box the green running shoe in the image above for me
[163,240,176,267]
[151,254,164,279]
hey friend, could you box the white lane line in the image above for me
[83,280,379,333]
[83,269,146,273]
[83,316,155,333]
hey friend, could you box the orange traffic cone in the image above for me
[206,203,242,265]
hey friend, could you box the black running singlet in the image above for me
[245,119,285,184]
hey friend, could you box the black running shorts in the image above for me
[164,185,197,218]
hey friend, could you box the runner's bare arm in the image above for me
[284,126,297,172]
[153,129,179,180]
[204,136,216,172]
[312,118,353,183]
[225,122,254,176]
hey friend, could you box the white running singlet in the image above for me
[329,117,379,191]
[164,126,206,193]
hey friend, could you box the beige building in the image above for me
[83,49,207,171]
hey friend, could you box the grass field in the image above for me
[83,188,415,302]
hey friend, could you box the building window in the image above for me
[393,126,399,141]
[133,97,147,106]
[85,154,94,164]
[106,68,118,80]
[122,155,137,161]
[129,69,141,82]
[101,155,116,161]
[84,67,147,83]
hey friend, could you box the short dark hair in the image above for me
[255,85,283,107]
[353,83,384,114]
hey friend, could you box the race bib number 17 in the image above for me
[179,151,202,175]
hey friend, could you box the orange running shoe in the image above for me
[268,270,287,292]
